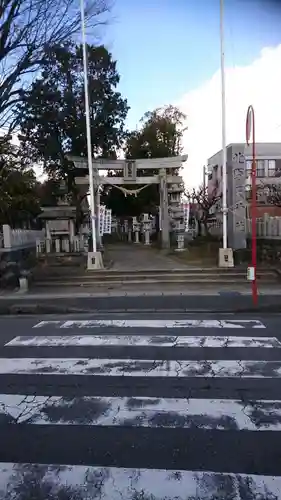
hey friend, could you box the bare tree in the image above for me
[246,181,281,210]
[187,185,221,236]
[0,0,110,129]
[264,183,281,207]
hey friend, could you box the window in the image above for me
[275,160,281,177]
[256,160,265,177]
[246,160,252,172]
[247,159,265,177]
[268,160,276,177]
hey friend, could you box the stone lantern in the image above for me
[168,182,185,251]
[141,213,152,245]
[132,217,141,244]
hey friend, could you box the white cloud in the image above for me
[178,44,281,189]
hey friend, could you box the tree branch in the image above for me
[0,0,111,128]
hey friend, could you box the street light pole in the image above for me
[220,0,228,249]
[80,0,97,253]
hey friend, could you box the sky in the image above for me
[103,0,281,188]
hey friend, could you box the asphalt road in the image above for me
[0,312,281,499]
[2,292,281,313]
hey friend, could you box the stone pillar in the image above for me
[175,233,185,251]
[69,220,75,244]
[263,213,269,239]
[96,188,104,250]
[36,239,42,255]
[133,218,140,244]
[159,170,170,249]
[2,224,12,248]
[55,239,60,253]
[46,239,51,253]
[64,238,70,253]
[46,221,51,240]
[124,220,129,242]
[144,229,150,245]
[142,214,151,246]
[19,277,28,292]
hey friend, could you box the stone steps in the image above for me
[31,268,279,287]
[33,273,277,282]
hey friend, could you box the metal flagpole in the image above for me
[80,0,97,253]
[220,0,228,249]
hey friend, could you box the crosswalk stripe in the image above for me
[0,463,280,499]
[6,334,278,348]
[1,394,281,430]
[2,322,281,487]
[0,357,280,377]
[33,319,267,328]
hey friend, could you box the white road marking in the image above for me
[33,319,266,328]
[6,334,279,348]
[0,463,280,499]
[1,394,281,430]
[33,321,61,328]
[0,358,280,378]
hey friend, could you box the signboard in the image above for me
[232,154,246,238]
[182,203,190,232]
[98,205,112,236]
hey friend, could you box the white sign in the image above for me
[98,205,112,235]
[247,266,255,281]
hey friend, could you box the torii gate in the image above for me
[68,155,187,265]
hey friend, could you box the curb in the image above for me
[2,288,281,299]
[0,304,92,315]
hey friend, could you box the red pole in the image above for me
[246,105,258,305]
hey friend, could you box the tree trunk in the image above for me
[196,218,202,236]
[203,219,210,236]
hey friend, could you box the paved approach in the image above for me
[0,313,281,499]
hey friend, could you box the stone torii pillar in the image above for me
[159,168,170,249]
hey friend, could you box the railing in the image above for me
[2,224,45,249]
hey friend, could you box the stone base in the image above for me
[19,277,28,292]
[218,248,234,268]
[87,251,103,270]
